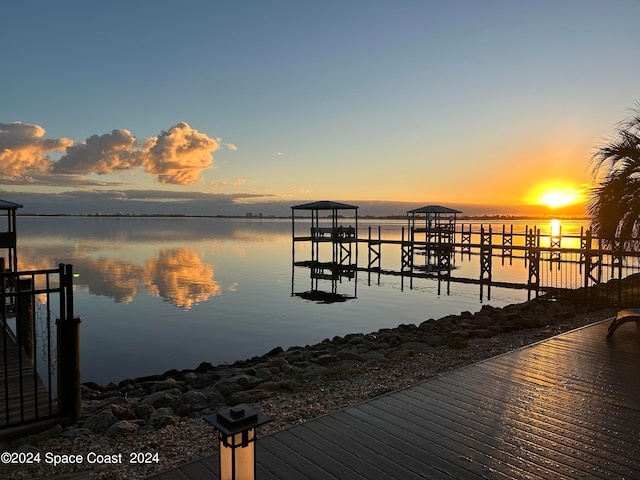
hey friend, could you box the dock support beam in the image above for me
[56,264,81,424]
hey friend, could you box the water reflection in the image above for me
[20,247,220,309]
[143,248,220,309]
[14,217,540,384]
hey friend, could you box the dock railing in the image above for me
[1,263,80,433]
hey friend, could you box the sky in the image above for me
[2,1,640,217]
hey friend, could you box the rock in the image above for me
[176,403,193,417]
[228,389,274,405]
[182,372,198,383]
[61,427,94,440]
[192,362,213,373]
[149,407,178,429]
[201,386,226,405]
[191,372,218,389]
[96,397,130,410]
[134,404,155,422]
[400,341,432,353]
[254,368,273,381]
[313,354,338,365]
[301,364,330,378]
[141,388,182,408]
[285,352,305,363]
[264,346,284,357]
[215,380,244,396]
[105,420,139,438]
[182,390,209,411]
[361,352,387,365]
[425,335,445,347]
[260,380,291,392]
[150,378,182,393]
[280,364,297,375]
[336,349,363,361]
[232,374,263,390]
[109,403,136,421]
[474,329,496,338]
[449,329,470,339]
[83,409,118,434]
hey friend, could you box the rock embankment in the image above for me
[61,298,588,440]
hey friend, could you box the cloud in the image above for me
[0,173,125,187]
[234,178,246,186]
[53,129,141,174]
[1,188,292,215]
[0,122,72,177]
[142,122,219,185]
[2,121,223,186]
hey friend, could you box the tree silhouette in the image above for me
[588,103,640,250]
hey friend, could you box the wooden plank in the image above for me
[391,385,636,479]
[150,469,191,480]
[1,326,53,428]
[415,378,634,455]
[372,395,554,480]
[175,459,216,479]
[259,433,342,480]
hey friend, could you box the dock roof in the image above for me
[0,199,23,210]
[407,205,462,214]
[291,200,358,210]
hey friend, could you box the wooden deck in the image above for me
[148,318,640,479]
[1,323,54,429]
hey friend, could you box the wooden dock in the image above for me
[148,318,640,479]
[1,322,53,429]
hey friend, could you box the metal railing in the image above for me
[1,264,80,431]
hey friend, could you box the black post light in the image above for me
[205,404,272,480]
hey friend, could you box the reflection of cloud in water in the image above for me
[19,247,221,309]
[79,258,144,303]
[143,249,220,309]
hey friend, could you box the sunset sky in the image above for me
[2,1,639,216]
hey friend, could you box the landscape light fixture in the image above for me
[204,404,272,480]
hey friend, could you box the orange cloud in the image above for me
[2,121,223,186]
[0,122,72,177]
[53,129,141,174]
[142,122,219,185]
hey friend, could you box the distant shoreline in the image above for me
[17,212,590,221]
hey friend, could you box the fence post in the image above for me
[57,264,82,423]
[583,229,591,293]
[0,257,4,319]
[527,229,540,299]
[16,278,35,362]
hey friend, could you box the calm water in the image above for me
[15,216,586,385]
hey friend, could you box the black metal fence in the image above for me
[1,264,80,432]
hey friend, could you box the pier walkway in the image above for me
[148,318,640,479]
[0,322,53,429]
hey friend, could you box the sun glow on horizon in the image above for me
[528,181,585,209]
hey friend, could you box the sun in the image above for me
[528,182,584,209]
[539,190,581,209]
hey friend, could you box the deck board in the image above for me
[147,318,640,480]
[1,326,54,429]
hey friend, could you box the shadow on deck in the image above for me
[148,318,640,479]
